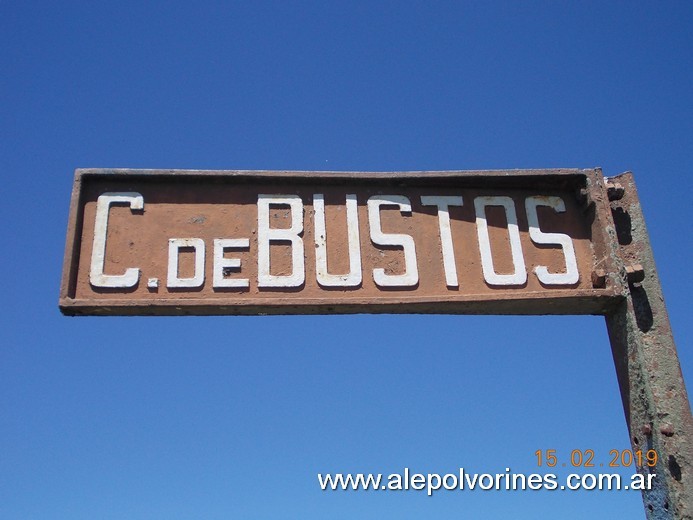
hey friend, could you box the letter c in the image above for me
[89,192,143,288]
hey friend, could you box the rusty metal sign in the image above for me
[60,168,621,316]
[59,168,693,519]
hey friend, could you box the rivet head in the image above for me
[660,423,675,437]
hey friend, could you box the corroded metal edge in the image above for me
[605,172,693,520]
[60,290,622,316]
[74,167,588,178]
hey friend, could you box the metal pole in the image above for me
[604,172,693,519]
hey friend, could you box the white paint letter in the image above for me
[90,192,143,288]
[167,238,205,288]
[420,195,464,287]
[525,196,579,285]
[367,195,418,287]
[314,193,362,287]
[474,196,527,286]
[257,195,305,287]
[213,238,250,288]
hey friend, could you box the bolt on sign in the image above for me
[60,168,621,316]
[60,168,693,519]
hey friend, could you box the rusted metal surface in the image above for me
[59,167,692,518]
[605,173,693,519]
[60,168,621,316]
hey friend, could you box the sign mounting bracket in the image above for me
[604,172,693,519]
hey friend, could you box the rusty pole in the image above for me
[604,172,693,519]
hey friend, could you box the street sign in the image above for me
[60,168,621,316]
[59,168,693,519]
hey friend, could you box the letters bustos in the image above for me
[89,191,579,291]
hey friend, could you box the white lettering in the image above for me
[525,196,579,285]
[213,238,250,288]
[367,195,418,287]
[257,195,305,287]
[89,192,143,288]
[420,195,464,287]
[167,238,205,288]
[314,193,362,287]
[474,196,527,286]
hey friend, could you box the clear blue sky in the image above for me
[2,2,691,518]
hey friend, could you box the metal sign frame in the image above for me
[61,168,621,316]
[59,168,692,518]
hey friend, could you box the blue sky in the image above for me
[2,2,692,518]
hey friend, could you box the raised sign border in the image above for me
[60,168,624,316]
